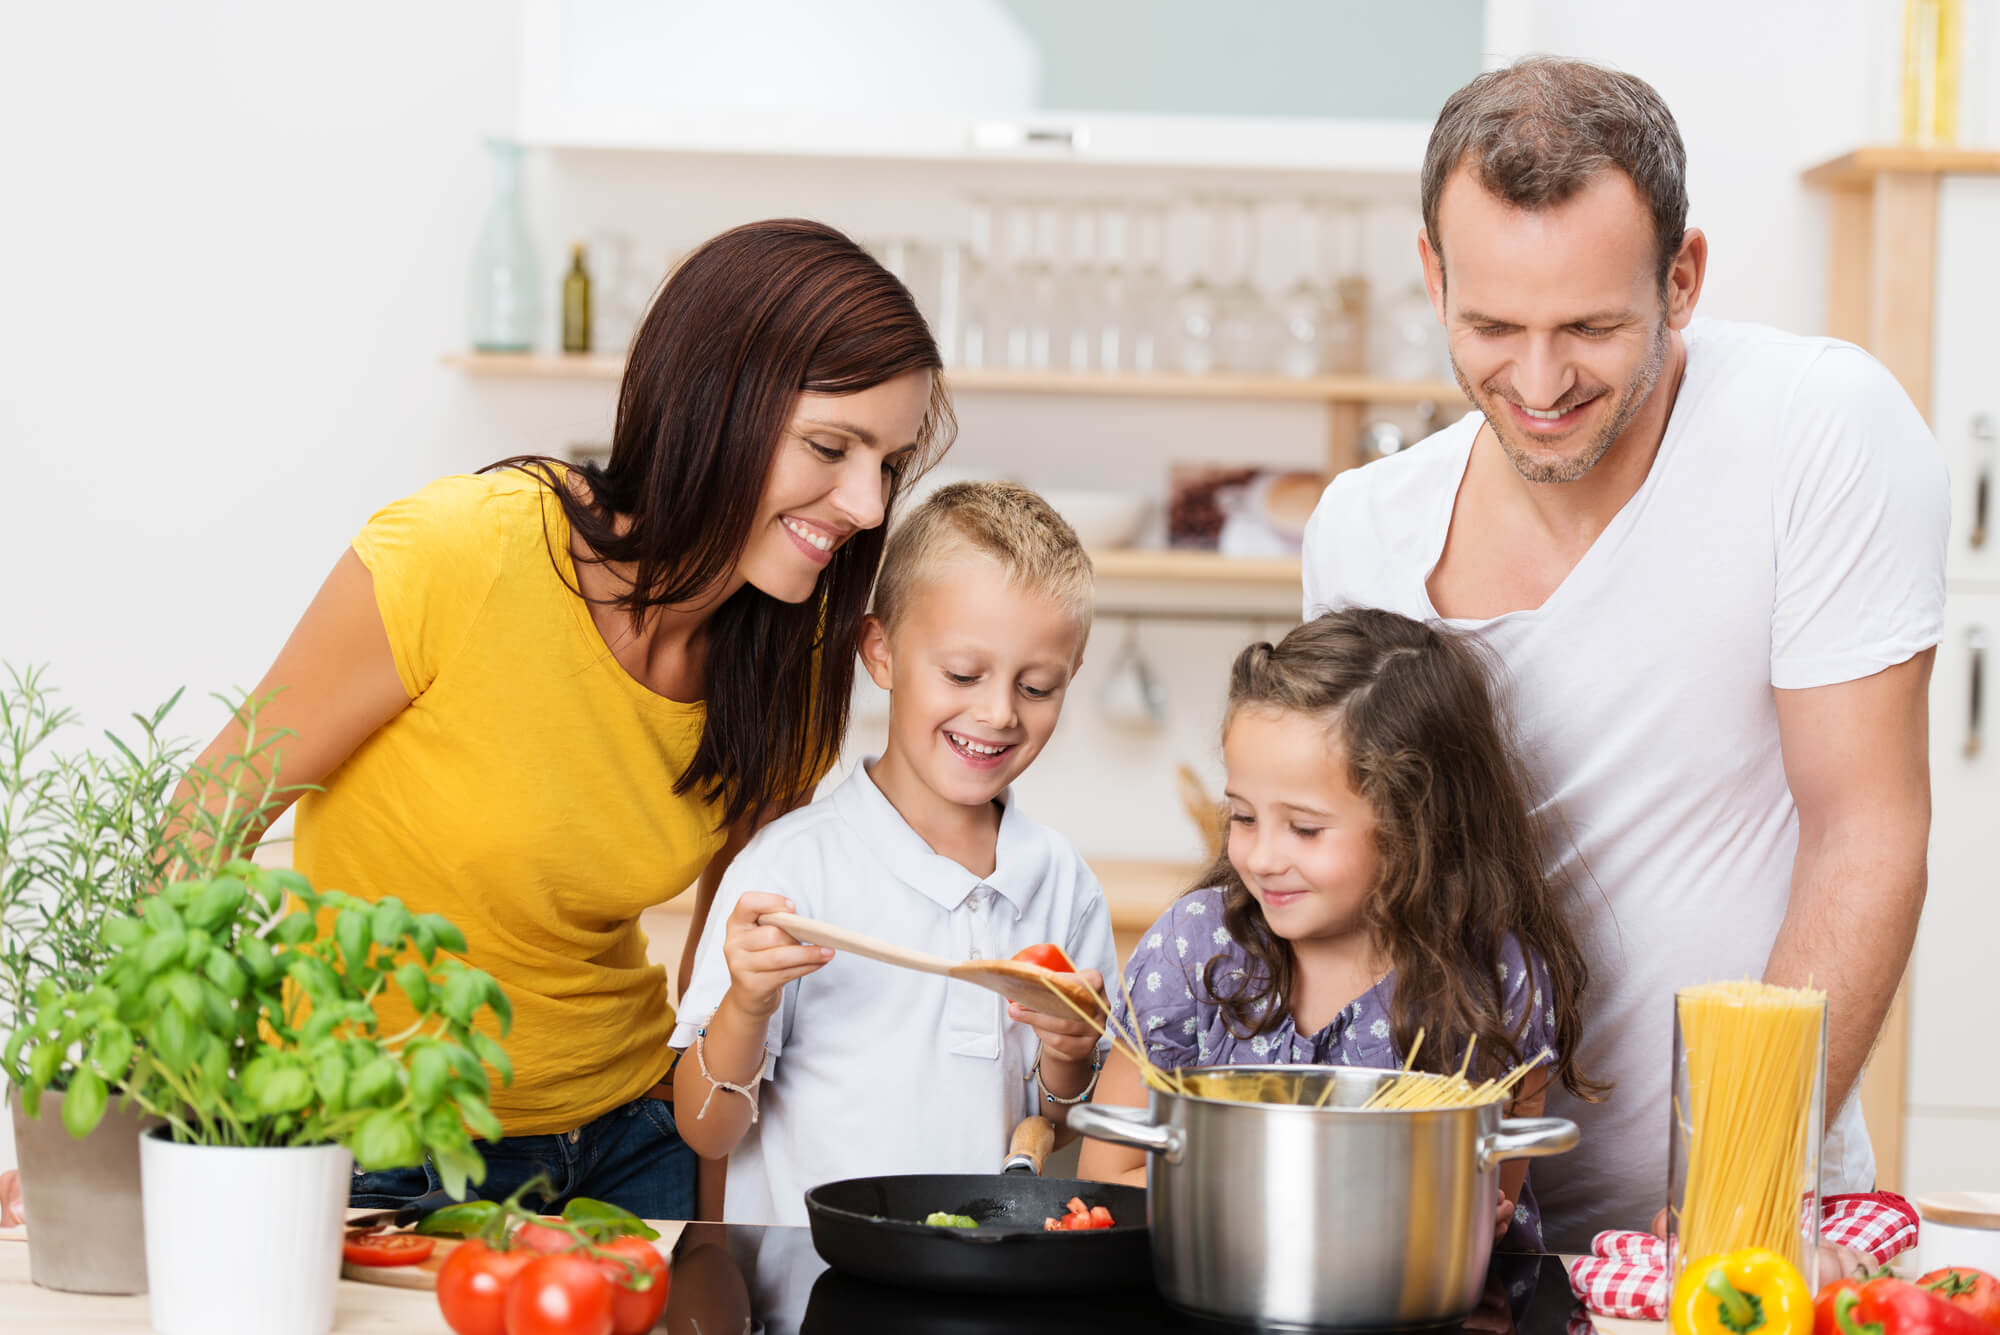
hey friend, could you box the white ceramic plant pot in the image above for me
[139,1128,353,1335]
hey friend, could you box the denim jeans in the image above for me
[349,1093,696,1221]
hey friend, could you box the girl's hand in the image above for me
[1493,1194,1514,1241]
[1007,969,1106,1064]
[722,892,832,1019]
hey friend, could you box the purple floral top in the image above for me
[1109,887,1562,1252]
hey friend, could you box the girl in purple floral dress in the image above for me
[1079,609,1605,1251]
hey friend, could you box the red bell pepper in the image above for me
[1830,1279,1996,1335]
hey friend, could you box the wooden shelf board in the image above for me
[442,352,1462,405]
[1091,549,1301,586]
[1803,145,2000,189]
[443,352,623,380]
[947,368,1466,404]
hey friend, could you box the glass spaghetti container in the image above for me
[1667,981,1828,1286]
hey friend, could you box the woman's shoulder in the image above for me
[1133,886,1232,948]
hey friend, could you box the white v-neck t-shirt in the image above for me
[672,761,1118,1226]
[1302,319,1949,1249]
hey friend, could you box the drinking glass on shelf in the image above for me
[1128,202,1170,375]
[1275,202,1327,379]
[1061,204,1099,373]
[1092,202,1131,375]
[997,202,1040,370]
[1213,197,1278,375]
[1170,199,1219,376]
[1316,199,1368,376]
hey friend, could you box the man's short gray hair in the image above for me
[1421,56,1688,291]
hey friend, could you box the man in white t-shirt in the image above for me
[1303,57,1948,1250]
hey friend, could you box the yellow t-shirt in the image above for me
[293,471,727,1135]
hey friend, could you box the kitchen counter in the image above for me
[1,1222,1636,1335]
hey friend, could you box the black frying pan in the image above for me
[803,1118,1151,1295]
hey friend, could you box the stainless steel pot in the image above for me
[1066,1065,1578,1330]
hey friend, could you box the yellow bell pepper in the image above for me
[1670,1249,1813,1335]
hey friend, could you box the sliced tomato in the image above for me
[1012,943,1073,972]
[1088,1205,1115,1228]
[343,1230,437,1267]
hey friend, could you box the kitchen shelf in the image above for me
[1802,145,2000,189]
[1090,549,1304,621]
[441,352,1463,406]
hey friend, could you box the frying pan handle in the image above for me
[1478,1116,1579,1172]
[1066,1103,1185,1164]
[1001,1115,1056,1175]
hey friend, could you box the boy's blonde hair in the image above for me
[872,481,1094,636]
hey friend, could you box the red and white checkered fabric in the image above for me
[1565,1193,1920,1322]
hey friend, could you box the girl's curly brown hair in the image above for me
[1199,607,1606,1101]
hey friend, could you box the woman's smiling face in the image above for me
[733,371,932,604]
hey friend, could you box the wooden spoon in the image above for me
[758,911,1104,1015]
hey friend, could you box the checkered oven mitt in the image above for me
[1565,1192,1921,1322]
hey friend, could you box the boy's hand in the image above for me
[723,892,832,1020]
[1007,968,1106,1064]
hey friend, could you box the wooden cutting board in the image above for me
[340,1212,684,1291]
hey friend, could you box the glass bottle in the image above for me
[1276,202,1327,379]
[562,243,591,355]
[468,140,540,354]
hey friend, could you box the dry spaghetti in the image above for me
[1672,980,1826,1271]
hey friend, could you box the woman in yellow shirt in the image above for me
[179,219,953,1219]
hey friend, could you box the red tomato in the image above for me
[514,1220,578,1255]
[504,1253,614,1335]
[1088,1205,1115,1229]
[1920,1269,2000,1329]
[342,1230,436,1268]
[591,1235,671,1335]
[436,1239,534,1335]
[1011,944,1072,972]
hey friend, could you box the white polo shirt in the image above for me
[670,761,1119,1226]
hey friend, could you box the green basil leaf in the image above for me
[408,1046,449,1113]
[138,929,188,977]
[562,1197,659,1242]
[153,1004,193,1070]
[351,1108,421,1171]
[413,1199,501,1238]
[468,1031,514,1087]
[270,911,316,946]
[204,946,247,999]
[188,878,248,931]
[420,915,468,956]
[89,1022,134,1077]
[439,971,482,1027]
[28,1040,62,1088]
[371,900,415,951]
[348,1057,401,1107]
[62,1067,108,1138]
[255,1065,313,1116]
[334,910,369,968]
[480,976,512,1037]
[101,916,143,949]
[238,933,279,985]
[394,963,432,1014]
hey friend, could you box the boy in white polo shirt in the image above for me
[670,481,1117,1226]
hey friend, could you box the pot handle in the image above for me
[1065,1103,1186,1164]
[1478,1116,1579,1172]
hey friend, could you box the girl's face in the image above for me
[734,371,932,604]
[1222,706,1381,944]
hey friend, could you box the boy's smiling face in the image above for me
[859,550,1087,822]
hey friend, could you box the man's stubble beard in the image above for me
[1454,316,1671,486]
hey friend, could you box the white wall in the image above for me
[2,0,1992,1173]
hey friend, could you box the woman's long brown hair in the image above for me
[1200,608,1605,1100]
[490,219,954,829]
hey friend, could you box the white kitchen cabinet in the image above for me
[513,0,1515,171]
[1934,176,2000,588]
[1807,148,2000,1189]
[1909,589,2000,1110]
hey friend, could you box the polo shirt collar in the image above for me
[832,760,1051,917]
